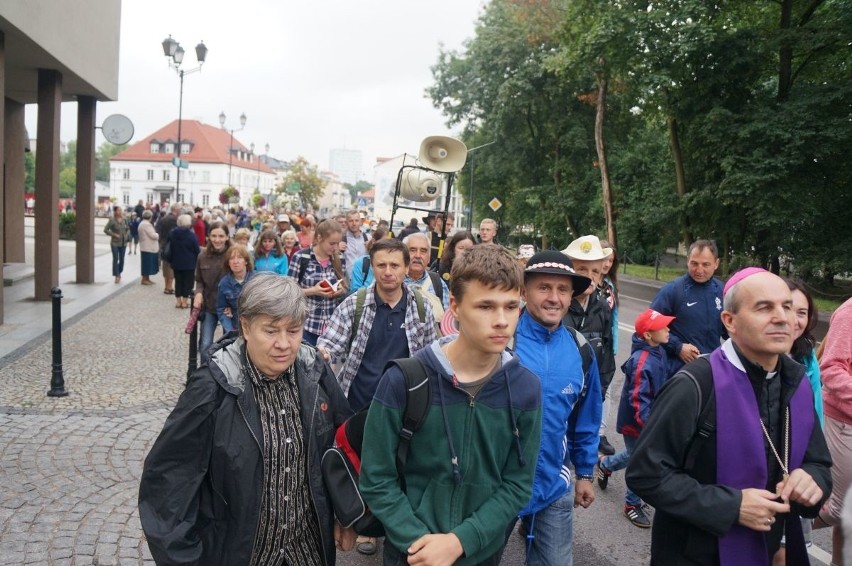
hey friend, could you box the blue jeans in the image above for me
[518,490,575,566]
[600,434,640,506]
[199,310,218,365]
[111,245,126,277]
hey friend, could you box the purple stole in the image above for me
[711,347,814,566]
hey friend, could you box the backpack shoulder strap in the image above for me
[680,360,716,472]
[427,271,443,302]
[411,288,426,323]
[349,288,368,349]
[298,254,311,284]
[361,256,371,280]
[383,358,432,489]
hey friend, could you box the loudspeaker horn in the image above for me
[398,168,444,202]
[418,136,468,173]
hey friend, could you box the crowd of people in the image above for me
[131,202,850,566]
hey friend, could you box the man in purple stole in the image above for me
[626,268,832,565]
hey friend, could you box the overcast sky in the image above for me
[25,0,485,177]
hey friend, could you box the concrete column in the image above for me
[0,31,5,324]
[75,96,96,283]
[4,99,26,263]
[34,69,62,301]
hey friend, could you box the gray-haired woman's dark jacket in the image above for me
[138,335,351,566]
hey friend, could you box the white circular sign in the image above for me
[101,114,134,145]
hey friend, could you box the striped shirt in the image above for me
[247,358,323,566]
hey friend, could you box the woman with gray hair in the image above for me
[139,273,357,565]
[138,210,159,286]
[167,213,200,308]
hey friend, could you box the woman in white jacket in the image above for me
[138,210,159,285]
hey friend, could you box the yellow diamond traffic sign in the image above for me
[488,198,502,211]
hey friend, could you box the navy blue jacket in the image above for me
[649,274,725,376]
[168,227,200,271]
[616,335,668,438]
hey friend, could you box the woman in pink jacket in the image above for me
[816,297,852,566]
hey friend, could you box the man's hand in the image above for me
[407,533,464,566]
[678,343,700,364]
[776,468,823,507]
[334,522,357,551]
[574,479,596,509]
[339,241,348,252]
[193,293,204,309]
[318,347,330,362]
[738,488,790,532]
[222,307,233,318]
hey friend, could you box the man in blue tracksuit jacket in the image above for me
[510,251,602,566]
[649,239,726,376]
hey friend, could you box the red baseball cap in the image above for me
[635,309,675,336]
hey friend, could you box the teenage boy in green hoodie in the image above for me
[360,244,543,566]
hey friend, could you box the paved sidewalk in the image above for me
[0,276,188,565]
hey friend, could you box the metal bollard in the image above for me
[186,308,201,382]
[47,287,68,397]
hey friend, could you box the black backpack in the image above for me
[320,358,432,536]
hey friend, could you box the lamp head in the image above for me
[195,41,208,64]
[218,111,226,128]
[173,45,185,65]
[162,35,178,58]
[240,113,247,127]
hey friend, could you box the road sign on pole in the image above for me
[488,197,502,212]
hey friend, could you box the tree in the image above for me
[344,180,373,201]
[96,142,128,182]
[59,167,77,198]
[277,156,326,210]
[24,152,35,192]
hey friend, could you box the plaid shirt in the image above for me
[289,248,346,336]
[317,282,437,397]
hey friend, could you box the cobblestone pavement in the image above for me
[0,276,188,566]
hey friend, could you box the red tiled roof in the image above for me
[111,119,274,173]
[358,189,375,198]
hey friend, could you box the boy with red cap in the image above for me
[597,308,675,527]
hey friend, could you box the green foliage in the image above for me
[96,142,128,182]
[24,152,35,191]
[58,211,76,240]
[277,156,326,210]
[344,180,373,201]
[59,167,76,198]
[427,0,852,283]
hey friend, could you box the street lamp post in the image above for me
[162,35,207,203]
[465,140,497,232]
[219,111,246,189]
[251,142,269,193]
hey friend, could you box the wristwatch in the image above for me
[575,474,595,482]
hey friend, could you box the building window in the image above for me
[122,191,130,206]
[180,143,190,154]
[150,143,159,154]
[202,171,210,183]
[164,143,174,154]
[162,170,171,181]
[177,192,185,202]
[147,169,154,181]
[122,169,130,180]
[202,193,210,206]
[146,193,154,204]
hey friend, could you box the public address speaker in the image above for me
[399,168,443,202]
[418,136,468,173]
